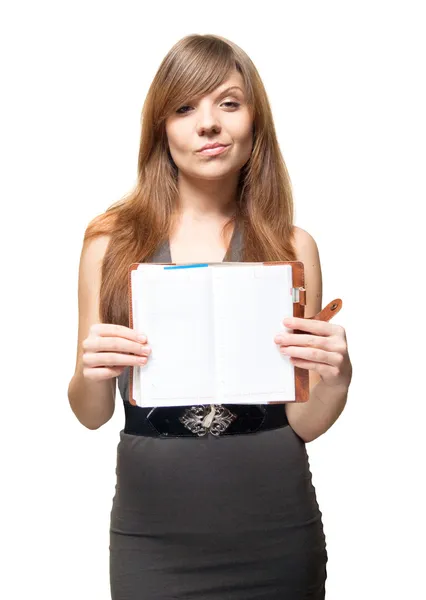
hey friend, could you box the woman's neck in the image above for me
[175,171,239,218]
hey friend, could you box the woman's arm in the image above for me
[68,235,116,430]
[284,227,351,443]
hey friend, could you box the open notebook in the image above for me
[128,261,310,408]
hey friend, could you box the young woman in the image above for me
[68,33,352,600]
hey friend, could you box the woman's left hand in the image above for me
[274,317,352,390]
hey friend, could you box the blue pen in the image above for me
[164,263,209,270]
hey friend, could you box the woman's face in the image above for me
[165,70,254,181]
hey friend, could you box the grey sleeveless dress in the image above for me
[109,226,328,599]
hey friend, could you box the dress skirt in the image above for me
[109,411,328,599]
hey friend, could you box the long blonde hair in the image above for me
[84,34,297,326]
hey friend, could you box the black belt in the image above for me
[124,402,289,438]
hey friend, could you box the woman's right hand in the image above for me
[82,323,151,381]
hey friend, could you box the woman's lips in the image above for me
[197,145,230,156]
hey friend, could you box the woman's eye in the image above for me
[176,101,240,114]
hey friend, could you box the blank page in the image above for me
[132,265,216,407]
[212,264,295,403]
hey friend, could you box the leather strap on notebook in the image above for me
[310,298,342,323]
[311,298,342,322]
[291,299,342,336]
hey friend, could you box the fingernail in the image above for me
[137,334,147,342]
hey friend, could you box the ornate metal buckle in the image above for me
[179,404,238,437]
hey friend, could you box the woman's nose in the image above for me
[196,109,221,135]
[198,122,221,135]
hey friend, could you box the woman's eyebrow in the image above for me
[217,86,244,97]
[189,86,245,104]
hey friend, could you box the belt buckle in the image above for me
[179,404,238,437]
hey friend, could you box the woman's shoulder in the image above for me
[82,233,112,251]
[291,225,321,269]
[292,225,318,256]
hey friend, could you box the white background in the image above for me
[1,1,425,598]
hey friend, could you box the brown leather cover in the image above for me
[127,261,343,406]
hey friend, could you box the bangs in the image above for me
[158,40,253,120]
